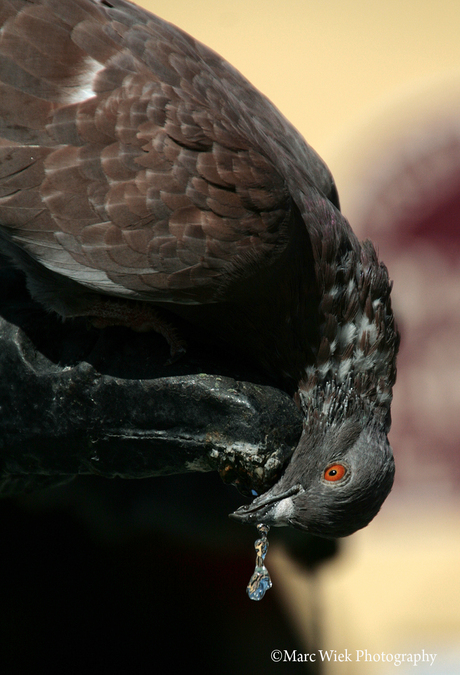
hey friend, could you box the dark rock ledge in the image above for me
[0,258,302,497]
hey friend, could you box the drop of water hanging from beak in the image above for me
[246,523,272,601]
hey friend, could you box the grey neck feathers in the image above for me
[299,239,399,427]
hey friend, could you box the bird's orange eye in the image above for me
[324,464,346,482]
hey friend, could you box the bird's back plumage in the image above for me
[0,0,333,302]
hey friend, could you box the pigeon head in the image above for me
[231,413,395,538]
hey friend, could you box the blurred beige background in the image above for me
[140,0,460,171]
[138,2,460,672]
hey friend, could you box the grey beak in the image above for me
[229,484,301,524]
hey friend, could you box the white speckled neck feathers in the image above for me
[299,238,399,423]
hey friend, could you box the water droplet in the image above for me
[246,523,272,601]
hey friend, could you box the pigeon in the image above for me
[0,0,398,538]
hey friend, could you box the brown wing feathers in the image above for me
[0,0,293,312]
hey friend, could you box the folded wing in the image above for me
[0,0,337,309]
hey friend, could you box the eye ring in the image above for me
[323,464,347,482]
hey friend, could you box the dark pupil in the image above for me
[329,469,337,476]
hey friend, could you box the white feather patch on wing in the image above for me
[65,57,104,104]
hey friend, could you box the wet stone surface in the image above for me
[0,258,303,496]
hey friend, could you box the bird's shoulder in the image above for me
[0,0,338,303]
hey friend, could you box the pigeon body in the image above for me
[0,0,398,537]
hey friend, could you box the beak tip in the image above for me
[229,484,301,526]
[229,504,253,522]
